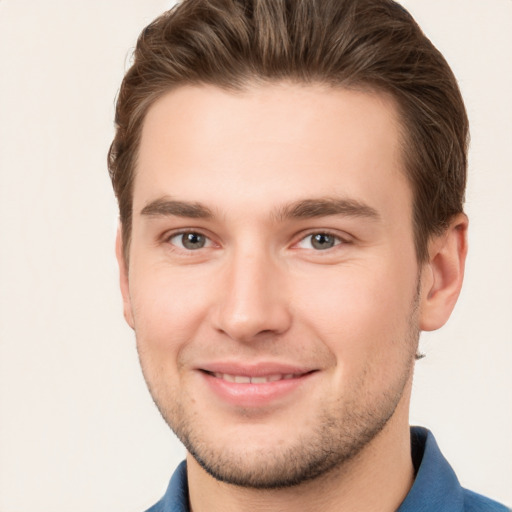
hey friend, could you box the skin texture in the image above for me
[117,83,468,512]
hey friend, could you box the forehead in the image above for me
[134,82,410,220]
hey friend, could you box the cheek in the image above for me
[129,266,210,355]
[293,261,417,369]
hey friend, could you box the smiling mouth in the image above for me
[200,368,317,406]
[202,370,317,384]
[206,371,307,384]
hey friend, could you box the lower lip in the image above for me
[200,371,316,408]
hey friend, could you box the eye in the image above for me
[297,232,342,250]
[168,232,210,250]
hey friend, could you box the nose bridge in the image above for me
[213,242,291,341]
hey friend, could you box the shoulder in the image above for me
[144,502,165,512]
[399,428,510,512]
[142,460,189,512]
[462,489,510,512]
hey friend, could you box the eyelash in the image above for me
[165,230,214,251]
[295,231,348,251]
[164,229,349,252]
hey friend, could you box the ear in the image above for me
[419,213,468,331]
[115,226,135,329]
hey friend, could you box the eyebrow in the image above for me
[274,197,380,222]
[141,198,213,218]
[140,196,380,222]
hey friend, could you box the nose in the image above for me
[212,247,292,342]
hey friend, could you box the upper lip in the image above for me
[197,361,316,378]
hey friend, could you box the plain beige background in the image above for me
[0,1,511,510]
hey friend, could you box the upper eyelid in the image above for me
[160,228,352,249]
[295,229,352,244]
[164,228,214,242]
[160,230,214,252]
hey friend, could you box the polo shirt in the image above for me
[145,427,510,512]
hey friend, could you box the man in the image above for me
[108,0,509,510]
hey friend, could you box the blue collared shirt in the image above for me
[146,427,510,512]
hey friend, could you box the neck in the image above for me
[187,395,414,512]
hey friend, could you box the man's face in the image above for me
[121,83,423,487]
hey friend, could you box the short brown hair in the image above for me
[108,0,468,263]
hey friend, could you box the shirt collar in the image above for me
[157,460,189,512]
[397,426,464,512]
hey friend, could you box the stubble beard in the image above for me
[174,376,413,489]
[139,290,421,489]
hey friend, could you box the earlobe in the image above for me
[115,226,135,329]
[419,213,468,331]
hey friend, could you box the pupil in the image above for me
[312,233,334,250]
[183,233,205,249]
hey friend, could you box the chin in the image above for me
[170,396,401,489]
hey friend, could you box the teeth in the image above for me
[212,372,301,383]
[250,376,268,384]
